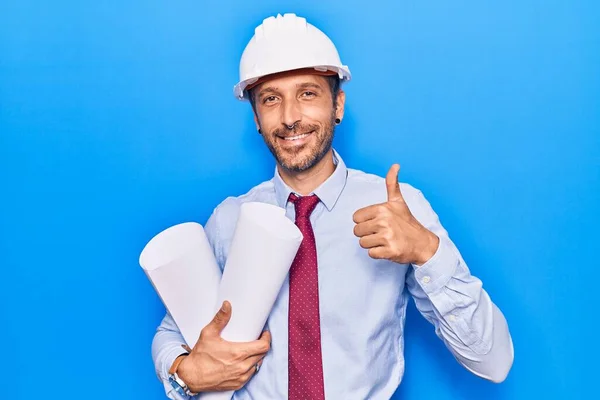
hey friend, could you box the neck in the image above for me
[277,149,336,196]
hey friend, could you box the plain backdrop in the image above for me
[1,1,598,399]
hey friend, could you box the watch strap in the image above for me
[169,352,189,375]
[168,352,198,396]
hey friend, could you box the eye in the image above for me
[301,91,317,98]
[262,95,279,105]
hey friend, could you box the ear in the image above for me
[253,111,261,132]
[335,89,346,121]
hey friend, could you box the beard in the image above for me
[260,113,336,173]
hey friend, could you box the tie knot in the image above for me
[289,193,320,218]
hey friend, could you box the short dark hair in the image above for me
[247,75,341,113]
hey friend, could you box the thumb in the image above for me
[385,164,403,202]
[202,300,232,338]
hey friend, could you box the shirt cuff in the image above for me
[162,345,189,380]
[412,236,458,294]
[161,345,190,400]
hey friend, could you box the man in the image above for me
[152,13,514,399]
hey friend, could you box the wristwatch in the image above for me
[168,353,199,397]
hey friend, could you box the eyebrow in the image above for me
[257,87,280,99]
[296,82,323,91]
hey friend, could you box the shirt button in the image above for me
[421,276,431,284]
[449,315,457,322]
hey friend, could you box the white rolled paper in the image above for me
[202,202,303,400]
[218,202,303,342]
[140,203,303,400]
[139,222,222,347]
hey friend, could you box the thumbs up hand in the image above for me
[352,164,439,266]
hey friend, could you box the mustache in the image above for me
[271,123,320,138]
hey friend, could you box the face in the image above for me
[252,73,345,173]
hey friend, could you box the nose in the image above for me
[281,98,302,130]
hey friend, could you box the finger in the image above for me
[240,353,266,374]
[201,300,232,338]
[258,330,272,346]
[230,334,271,358]
[238,361,261,388]
[385,164,404,203]
[368,246,390,260]
[359,234,386,249]
[352,205,379,224]
[229,356,265,391]
[353,220,381,238]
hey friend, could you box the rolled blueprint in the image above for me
[139,222,222,347]
[140,203,303,400]
[202,202,303,400]
[217,202,303,342]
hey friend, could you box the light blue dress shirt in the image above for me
[151,150,514,399]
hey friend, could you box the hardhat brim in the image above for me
[245,67,339,92]
[234,65,351,101]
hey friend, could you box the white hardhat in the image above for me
[233,13,351,100]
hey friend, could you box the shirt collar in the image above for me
[273,149,348,212]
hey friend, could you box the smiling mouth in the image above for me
[278,131,314,141]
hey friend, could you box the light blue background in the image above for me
[1,1,598,399]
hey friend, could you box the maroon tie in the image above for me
[288,193,325,400]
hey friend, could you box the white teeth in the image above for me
[283,133,309,141]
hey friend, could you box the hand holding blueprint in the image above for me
[140,202,303,400]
